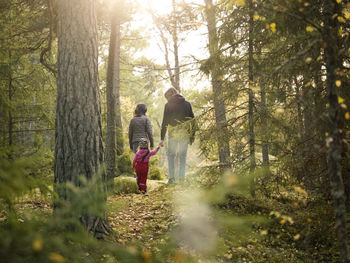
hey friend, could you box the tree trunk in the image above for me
[115,16,124,156]
[105,10,118,190]
[172,0,180,92]
[204,0,230,166]
[248,0,256,196]
[8,78,13,148]
[323,0,350,261]
[294,78,305,141]
[260,79,269,166]
[302,76,314,140]
[54,0,110,238]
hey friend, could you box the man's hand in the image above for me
[159,140,164,147]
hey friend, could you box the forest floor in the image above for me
[12,178,339,263]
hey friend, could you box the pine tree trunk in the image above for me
[8,50,13,149]
[54,0,110,238]
[115,21,124,156]
[294,78,305,141]
[323,0,350,261]
[248,0,256,196]
[105,11,118,189]
[8,79,13,147]
[302,76,314,140]
[204,0,230,166]
[260,80,269,166]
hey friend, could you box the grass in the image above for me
[4,176,341,263]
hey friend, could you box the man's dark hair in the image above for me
[164,87,178,100]
[135,104,147,116]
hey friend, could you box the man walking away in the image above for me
[160,88,195,184]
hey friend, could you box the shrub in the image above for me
[116,152,134,175]
[148,166,165,180]
[114,176,139,194]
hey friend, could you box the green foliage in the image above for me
[0,149,52,210]
[116,151,134,175]
[148,155,165,180]
[148,166,164,180]
[114,176,139,194]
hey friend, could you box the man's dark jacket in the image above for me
[161,94,194,141]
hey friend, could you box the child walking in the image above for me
[133,138,160,192]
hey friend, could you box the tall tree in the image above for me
[204,0,231,166]
[54,0,110,237]
[322,0,350,261]
[105,0,122,188]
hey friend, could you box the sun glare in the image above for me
[137,0,173,15]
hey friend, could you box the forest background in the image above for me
[1,0,350,262]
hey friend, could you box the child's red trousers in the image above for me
[135,162,149,191]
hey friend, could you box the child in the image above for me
[133,138,160,192]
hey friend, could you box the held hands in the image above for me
[159,140,164,147]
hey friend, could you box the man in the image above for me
[160,87,195,184]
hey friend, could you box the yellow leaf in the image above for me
[304,81,312,87]
[336,0,342,3]
[325,132,329,136]
[338,96,345,104]
[345,12,350,19]
[335,80,341,87]
[141,250,152,263]
[254,14,259,21]
[49,253,65,263]
[235,0,246,7]
[307,218,312,223]
[226,175,238,186]
[306,25,315,32]
[280,219,287,224]
[305,57,312,64]
[270,23,276,32]
[32,239,43,251]
[293,234,301,240]
[345,112,350,120]
[326,103,330,108]
[339,27,344,36]
[260,230,268,235]
[338,16,345,23]
[261,16,266,21]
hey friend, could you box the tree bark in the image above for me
[248,0,256,196]
[294,78,305,141]
[115,16,124,156]
[323,0,350,261]
[204,0,230,166]
[105,9,118,189]
[260,79,269,166]
[54,0,110,238]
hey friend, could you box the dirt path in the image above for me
[107,181,177,250]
